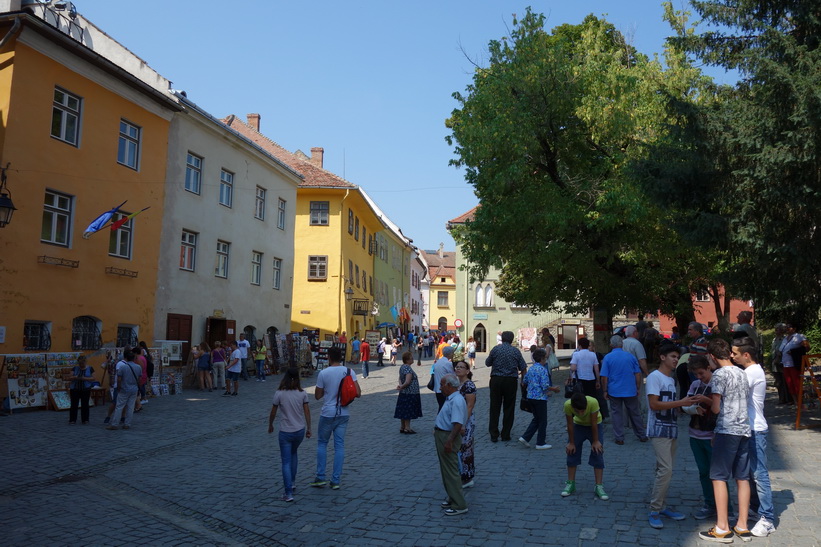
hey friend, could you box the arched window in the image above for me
[437,317,448,332]
[485,285,494,307]
[243,325,257,347]
[72,316,102,350]
[475,284,484,307]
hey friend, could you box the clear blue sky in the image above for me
[72,0,733,252]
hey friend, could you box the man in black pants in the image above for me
[486,331,527,442]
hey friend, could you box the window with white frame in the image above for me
[485,285,494,307]
[215,241,230,278]
[108,212,133,259]
[255,187,266,220]
[51,87,81,146]
[273,257,282,289]
[117,119,140,169]
[180,230,197,271]
[24,321,51,351]
[219,169,233,207]
[185,152,202,194]
[437,291,448,307]
[41,190,72,246]
[277,198,286,230]
[475,285,484,307]
[251,251,262,285]
[308,255,327,280]
[310,201,329,225]
[695,289,711,302]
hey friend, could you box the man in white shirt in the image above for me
[733,337,776,538]
[237,333,252,380]
[310,346,361,490]
[106,349,143,430]
[432,346,455,411]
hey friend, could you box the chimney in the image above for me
[246,113,260,132]
[310,147,324,168]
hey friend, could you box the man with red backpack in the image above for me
[310,346,361,490]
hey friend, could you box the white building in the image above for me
[410,248,428,335]
[155,105,301,355]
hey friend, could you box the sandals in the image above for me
[406,429,417,434]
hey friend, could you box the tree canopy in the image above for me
[446,10,707,322]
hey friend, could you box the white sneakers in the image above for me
[751,517,776,537]
[519,437,552,449]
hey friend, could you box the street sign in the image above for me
[454,319,463,328]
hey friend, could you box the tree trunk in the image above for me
[593,306,613,355]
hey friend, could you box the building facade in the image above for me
[155,103,301,358]
[0,6,179,354]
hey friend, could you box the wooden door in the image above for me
[166,313,192,364]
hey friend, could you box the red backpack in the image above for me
[337,368,358,408]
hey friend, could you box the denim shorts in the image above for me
[226,371,240,381]
[566,423,605,469]
[710,433,751,481]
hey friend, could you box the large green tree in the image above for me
[446,10,708,332]
[667,0,821,324]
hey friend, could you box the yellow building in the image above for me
[422,248,457,332]
[0,11,179,355]
[222,116,384,340]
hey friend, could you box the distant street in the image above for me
[2,349,819,546]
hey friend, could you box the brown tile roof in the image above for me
[221,115,356,189]
[421,249,455,280]
[447,206,478,225]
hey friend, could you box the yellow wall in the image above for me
[430,277,456,331]
[290,187,381,339]
[0,41,171,356]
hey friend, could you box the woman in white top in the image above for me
[268,368,311,502]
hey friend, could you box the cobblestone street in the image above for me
[2,351,820,546]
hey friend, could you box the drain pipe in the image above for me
[0,17,22,53]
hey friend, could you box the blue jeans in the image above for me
[749,430,774,520]
[521,399,548,445]
[316,415,349,484]
[361,360,369,378]
[279,428,305,496]
[255,360,265,380]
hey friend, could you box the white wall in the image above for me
[155,108,300,345]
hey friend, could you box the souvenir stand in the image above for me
[2,353,49,411]
[154,340,185,395]
[795,353,821,430]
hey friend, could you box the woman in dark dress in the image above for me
[394,351,422,433]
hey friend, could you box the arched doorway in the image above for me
[473,323,487,352]
[437,316,448,333]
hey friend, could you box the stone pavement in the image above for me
[2,350,820,546]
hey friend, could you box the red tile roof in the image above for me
[447,206,478,225]
[421,249,455,280]
[221,115,356,189]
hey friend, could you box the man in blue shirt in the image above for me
[600,335,648,445]
[435,374,468,516]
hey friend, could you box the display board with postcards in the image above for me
[45,352,82,390]
[3,354,49,409]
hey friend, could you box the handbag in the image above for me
[427,374,435,391]
[564,371,583,399]
[519,383,533,413]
